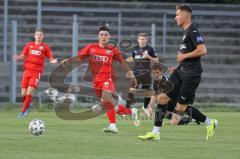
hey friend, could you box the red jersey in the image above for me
[78,43,123,82]
[21,42,53,73]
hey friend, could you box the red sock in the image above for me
[117,105,132,115]
[21,95,32,113]
[102,101,116,124]
[106,109,116,124]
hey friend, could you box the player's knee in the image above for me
[21,88,27,96]
[129,88,136,93]
[170,112,183,126]
[101,93,112,102]
[27,86,35,95]
[157,95,169,105]
[175,103,187,112]
[21,92,26,97]
[101,96,111,102]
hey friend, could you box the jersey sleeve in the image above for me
[78,44,91,60]
[153,79,174,95]
[131,46,137,59]
[45,44,54,59]
[148,47,157,58]
[153,81,160,95]
[161,80,174,94]
[189,29,204,47]
[113,47,124,63]
[21,43,30,56]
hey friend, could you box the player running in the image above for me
[138,4,218,141]
[62,26,139,134]
[15,28,58,118]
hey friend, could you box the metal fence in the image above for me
[1,0,240,103]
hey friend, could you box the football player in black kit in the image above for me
[126,33,158,117]
[138,4,218,141]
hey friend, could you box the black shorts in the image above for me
[167,70,201,105]
[134,70,151,89]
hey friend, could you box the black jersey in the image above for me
[178,24,204,76]
[152,77,174,96]
[132,45,156,74]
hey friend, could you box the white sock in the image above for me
[204,117,212,125]
[110,123,117,129]
[152,126,160,134]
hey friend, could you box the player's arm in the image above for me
[177,30,207,62]
[177,44,207,62]
[167,66,177,73]
[114,51,137,87]
[126,48,136,62]
[162,80,174,94]
[61,56,82,64]
[143,53,158,62]
[149,56,158,62]
[149,94,156,114]
[45,44,58,64]
[49,57,58,64]
[126,57,134,62]
[15,43,29,60]
[14,54,25,60]
[143,48,159,62]
[120,61,137,87]
[61,45,90,65]
[143,54,158,62]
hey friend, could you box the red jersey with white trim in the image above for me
[78,43,123,82]
[21,42,53,73]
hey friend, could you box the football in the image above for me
[28,119,45,136]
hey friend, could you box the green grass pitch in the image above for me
[0,111,239,159]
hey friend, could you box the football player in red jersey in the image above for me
[15,29,58,118]
[62,26,139,134]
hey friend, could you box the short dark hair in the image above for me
[176,4,192,13]
[138,32,148,38]
[151,63,164,72]
[35,28,44,33]
[98,26,110,33]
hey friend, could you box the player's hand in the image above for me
[177,51,188,62]
[61,58,70,65]
[142,51,150,59]
[126,70,134,79]
[130,76,138,88]
[14,54,25,60]
[49,58,58,64]
[168,66,177,74]
[149,106,153,114]
[126,71,137,87]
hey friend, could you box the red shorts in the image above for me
[93,78,115,98]
[21,70,41,89]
